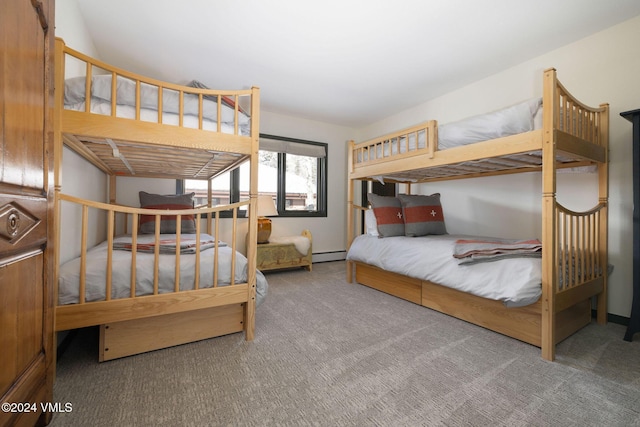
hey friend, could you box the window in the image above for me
[180,134,327,218]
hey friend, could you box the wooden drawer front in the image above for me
[355,262,422,304]
[99,304,244,361]
[0,252,44,397]
[421,280,542,347]
[0,195,47,257]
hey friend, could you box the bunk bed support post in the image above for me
[244,86,261,341]
[108,174,118,233]
[346,141,355,283]
[541,68,558,361]
[207,179,213,235]
[596,103,610,324]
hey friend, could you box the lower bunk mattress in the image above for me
[58,233,268,306]
[346,234,541,308]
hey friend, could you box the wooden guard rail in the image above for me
[554,79,606,147]
[58,38,251,136]
[351,121,437,169]
[59,193,247,304]
[555,202,606,291]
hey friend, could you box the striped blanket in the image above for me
[453,237,542,265]
[113,237,223,254]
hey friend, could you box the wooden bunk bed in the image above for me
[346,68,609,361]
[53,38,263,361]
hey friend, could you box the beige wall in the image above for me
[56,0,106,263]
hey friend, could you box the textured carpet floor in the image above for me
[50,261,640,426]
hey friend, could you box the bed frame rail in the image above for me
[55,194,251,331]
[552,201,607,317]
[351,121,437,169]
[553,78,608,149]
[555,202,606,290]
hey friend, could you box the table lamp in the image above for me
[257,195,277,243]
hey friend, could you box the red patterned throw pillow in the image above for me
[139,191,196,234]
[398,193,447,237]
[367,193,405,237]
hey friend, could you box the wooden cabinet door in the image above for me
[0,0,54,426]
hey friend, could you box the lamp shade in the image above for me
[257,195,277,217]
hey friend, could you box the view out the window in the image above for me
[182,135,327,217]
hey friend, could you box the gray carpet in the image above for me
[50,261,640,426]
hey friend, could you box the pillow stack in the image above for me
[367,193,447,238]
[139,191,197,234]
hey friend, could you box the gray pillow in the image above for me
[367,193,405,238]
[139,191,196,234]
[398,193,447,237]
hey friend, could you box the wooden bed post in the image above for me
[346,140,355,283]
[109,174,118,234]
[207,179,213,235]
[244,86,260,341]
[597,103,610,324]
[541,68,558,361]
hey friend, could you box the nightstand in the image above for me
[255,230,312,272]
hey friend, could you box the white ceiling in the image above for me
[75,0,640,128]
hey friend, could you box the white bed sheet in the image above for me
[64,75,251,134]
[58,234,268,306]
[65,99,247,135]
[346,234,542,308]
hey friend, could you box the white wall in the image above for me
[259,111,352,256]
[357,15,640,318]
[55,0,106,263]
[54,0,98,57]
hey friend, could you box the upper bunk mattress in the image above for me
[362,97,542,160]
[64,75,251,135]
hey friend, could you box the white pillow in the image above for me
[67,75,249,125]
[438,97,542,149]
[364,209,379,237]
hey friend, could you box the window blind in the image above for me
[259,136,326,158]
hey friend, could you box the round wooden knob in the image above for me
[7,210,20,236]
